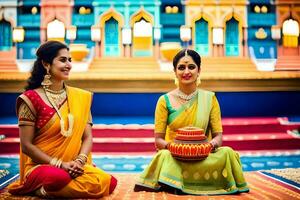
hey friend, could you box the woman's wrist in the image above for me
[210,140,218,150]
[165,142,171,150]
[74,153,88,165]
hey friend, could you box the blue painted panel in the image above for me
[17,15,40,27]
[17,42,40,59]
[248,40,277,58]
[0,20,12,50]
[248,28,273,40]
[195,18,209,56]
[248,13,276,26]
[225,18,239,56]
[249,0,272,3]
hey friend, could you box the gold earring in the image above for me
[196,76,201,86]
[174,77,179,87]
[41,68,52,88]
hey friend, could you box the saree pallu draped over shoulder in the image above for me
[8,86,112,198]
[136,89,249,195]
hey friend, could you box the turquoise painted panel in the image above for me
[195,19,209,56]
[104,18,120,56]
[76,29,91,39]
[0,20,12,50]
[22,0,40,6]
[72,14,94,27]
[24,29,40,40]
[225,18,239,56]
[133,50,152,57]
[248,13,276,26]
[18,15,40,27]
[162,27,180,36]
[160,13,184,25]
[74,0,93,5]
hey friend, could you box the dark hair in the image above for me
[172,49,201,70]
[25,41,69,90]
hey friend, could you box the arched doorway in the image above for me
[0,19,12,51]
[282,18,299,48]
[195,18,209,56]
[225,18,239,56]
[104,17,120,56]
[47,19,65,42]
[130,9,154,57]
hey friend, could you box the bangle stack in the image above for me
[75,153,88,165]
[49,157,62,168]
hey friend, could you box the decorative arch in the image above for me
[130,8,154,57]
[99,8,124,27]
[99,8,124,57]
[191,12,213,56]
[223,12,243,56]
[130,8,154,27]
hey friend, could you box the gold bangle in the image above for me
[78,153,88,160]
[55,159,62,168]
[50,157,58,166]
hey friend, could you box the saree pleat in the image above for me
[136,89,249,195]
[8,86,112,198]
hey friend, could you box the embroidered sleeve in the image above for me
[87,111,93,126]
[154,96,168,135]
[18,101,36,126]
[209,95,223,135]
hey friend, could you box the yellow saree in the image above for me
[8,86,112,198]
[136,89,249,195]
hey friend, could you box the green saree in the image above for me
[136,89,249,195]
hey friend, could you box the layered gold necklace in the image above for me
[44,87,74,137]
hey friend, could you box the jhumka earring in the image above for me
[41,68,52,88]
[196,76,201,86]
[174,77,179,87]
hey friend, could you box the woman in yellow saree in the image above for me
[135,49,249,195]
[8,41,117,198]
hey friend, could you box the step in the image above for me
[1,122,299,138]
[1,131,299,154]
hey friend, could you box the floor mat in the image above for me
[1,171,299,199]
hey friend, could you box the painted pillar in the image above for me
[154,1,161,59]
[124,1,131,57]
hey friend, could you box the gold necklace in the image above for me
[44,87,74,137]
[176,89,198,101]
[47,91,67,108]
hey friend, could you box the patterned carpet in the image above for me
[1,170,299,200]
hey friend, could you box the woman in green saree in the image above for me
[134,49,249,195]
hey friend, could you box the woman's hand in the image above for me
[61,161,84,179]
